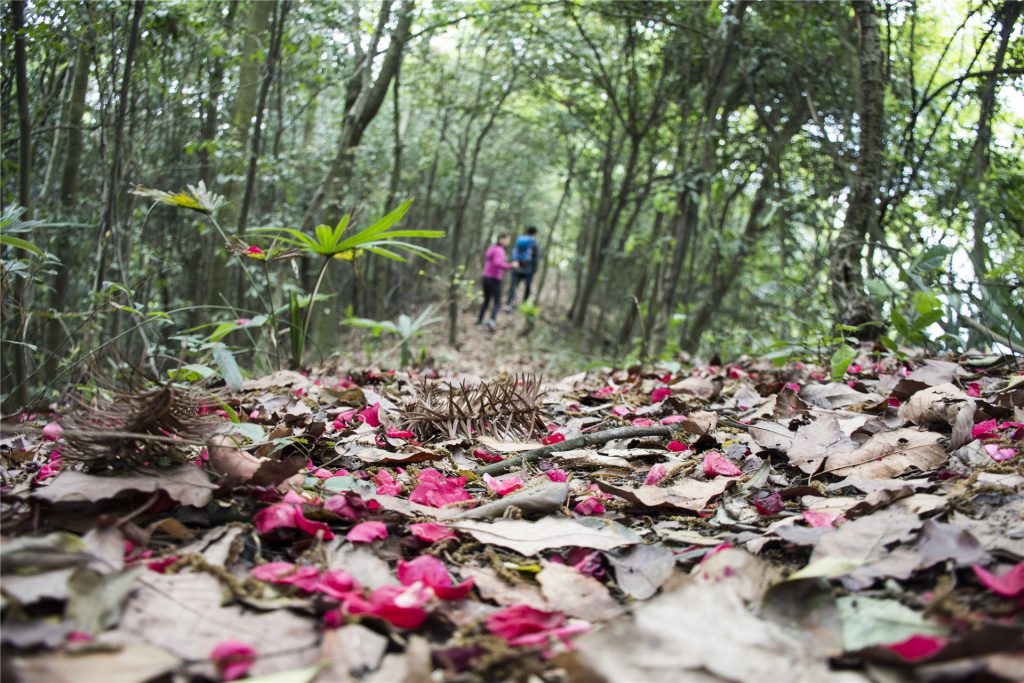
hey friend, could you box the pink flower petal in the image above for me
[666,440,689,452]
[643,463,668,486]
[409,522,457,543]
[802,510,840,528]
[884,634,947,662]
[373,470,403,496]
[544,469,567,482]
[211,641,256,681]
[472,449,503,463]
[253,502,334,540]
[42,422,64,441]
[346,521,388,543]
[315,569,361,600]
[972,418,999,440]
[343,584,431,629]
[973,562,1024,597]
[630,418,655,426]
[397,556,474,600]
[358,403,381,427]
[409,470,474,508]
[324,492,367,521]
[573,497,605,516]
[486,605,590,651]
[386,427,416,439]
[754,492,785,515]
[983,443,1017,462]
[966,382,982,398]
[483,473,523,496]
[650,387,672,403]
[660,414,686,425]
[610,405,631,417]
[251,562,322,592]
[542,433,566,446]
[702,451,742,478]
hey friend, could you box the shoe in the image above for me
[475,320,483,328]
[503,305,512,313]
[486,319,497,331]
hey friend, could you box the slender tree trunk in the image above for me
[535,149,574,302]
[199,2,239,184]
[302,0,413,229]
[968,1,1020,326]
[93,0,145,294]
[828,0,885,338]
[235,0,290,305]
[6,0,32,409]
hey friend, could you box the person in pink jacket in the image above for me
[476,233,519,330]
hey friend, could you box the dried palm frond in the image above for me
[401,374,546,440]
[62,383,221,473]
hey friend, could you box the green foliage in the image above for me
[345,305,442,368]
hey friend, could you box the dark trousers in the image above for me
[506,270,534,305]
[478,277,502,322]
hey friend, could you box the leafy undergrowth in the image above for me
[2,351,1023,682]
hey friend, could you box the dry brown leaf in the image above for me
[683,410,718,435]
[120,571,320,678]
[241,370,308,391]
[605,544,677,600]
[823,428,945,479]
[800,383,881,409]
[898,383,971,426]
[475,435,544,453]
[597,477,733,512]
[907,360,963,386]
[451,518,640,556]
[316,624,388,682]
[566,579,866,682]
[786,416,858,474]
[670,376,718,399]
[810,508,924,589]
[538,561,620,621]
[12,638,180,683]
[33,465,217,507]
[460,565,549,608]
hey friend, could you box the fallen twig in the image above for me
[475,425,674,476]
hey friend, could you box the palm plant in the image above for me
[253,200,444,366]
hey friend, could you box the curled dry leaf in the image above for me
[451,518,641,556]
[32,465,218,507]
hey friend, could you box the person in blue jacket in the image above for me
[504,226,540,310]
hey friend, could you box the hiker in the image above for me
[504,226,540,310]
[477,233,519,330]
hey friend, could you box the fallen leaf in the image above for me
[567,579,865,682]
[898,383,971,427]
[837,595,948,652]
[786,417,857,475]
[451,518,640,556]
[800,383,881,409]
[823,428,945,479]
[475,435,543,453]
[316,624,388,681]
[459,565,548,608]
[33,465,218,507]
[12,637,180,683]
[604,544,676,600]
[538,562,619,621]
[120,571,320,678]
[597,477,733,512]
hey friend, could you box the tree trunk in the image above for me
[235,0,290,305]
[828,0,885,338]
[5,0,31,409]
[534,148,574,302]
[93,0,145,294]
[199,2,239,184]
[301,0,414,229]
[967,1,1020,328]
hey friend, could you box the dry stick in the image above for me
[475,425,674,476]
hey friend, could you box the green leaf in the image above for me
[829,344,857,382]
[212,344,243,391]
[231,423,265,442]
[361,199,413,237]
[168,364,216,382]
[0,234,44,257]
[837,596,947,651]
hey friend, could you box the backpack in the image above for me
[512,236,536,269]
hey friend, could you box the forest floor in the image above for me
[2,344,1023,682]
